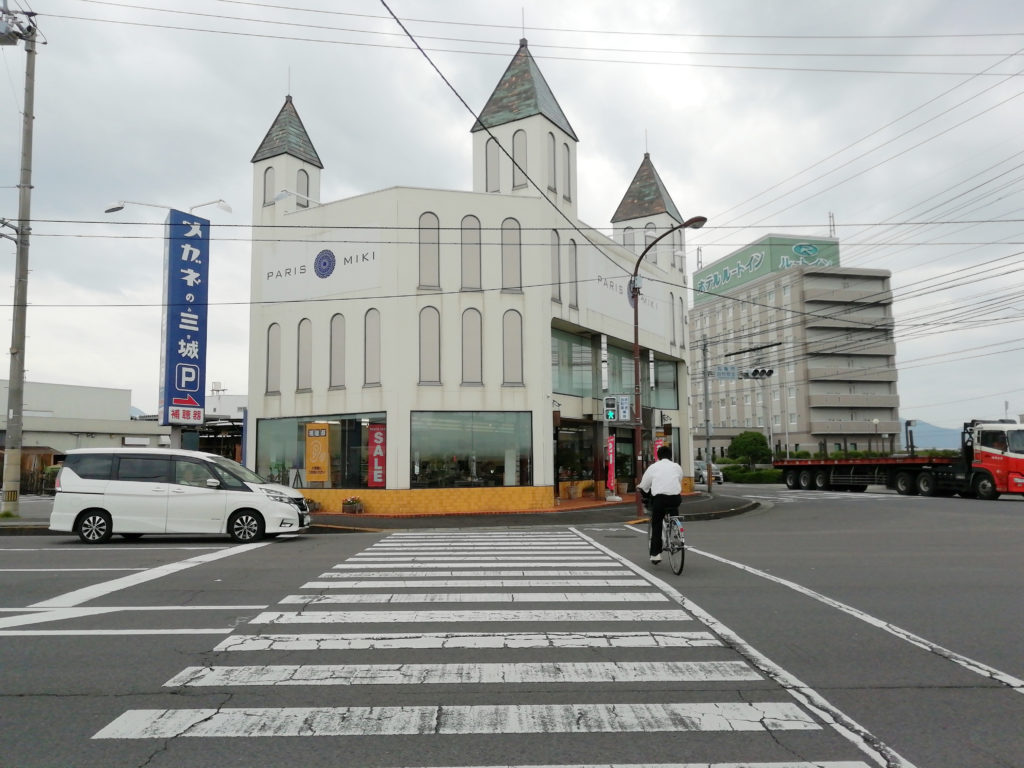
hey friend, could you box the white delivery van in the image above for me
[50,447,311,543]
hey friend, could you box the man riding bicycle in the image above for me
[637,445,683,564]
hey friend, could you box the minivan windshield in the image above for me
[208,455,268,485]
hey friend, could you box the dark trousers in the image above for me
[649,493,682,555]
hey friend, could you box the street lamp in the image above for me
[871,418,879,455]
[631,215,707,518]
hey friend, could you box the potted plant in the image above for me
[342,496,363,514]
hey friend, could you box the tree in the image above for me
[729,431,771,467]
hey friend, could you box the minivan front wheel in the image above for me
[77,510,112,544]
[228,510,265,542]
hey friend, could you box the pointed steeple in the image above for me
[251,95,323,169]
[611,153,682,223]
[472,39,578,140]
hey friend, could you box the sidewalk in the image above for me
[0,491,757,535]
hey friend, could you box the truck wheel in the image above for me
[813,471,830,490]
[973,475,1001,501]
[784,471,799,490]
[916,472,936,497]
[798,469,813,490]
[895,472,918,495]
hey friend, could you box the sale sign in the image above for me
[368,424,386,487]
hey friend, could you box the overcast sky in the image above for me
[2,0,1024,429]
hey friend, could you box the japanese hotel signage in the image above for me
[159,209,210,426]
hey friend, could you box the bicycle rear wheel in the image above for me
[667,518,685,574]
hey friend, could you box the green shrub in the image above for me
[720,467,783,484]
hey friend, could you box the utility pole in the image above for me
[701,335,711,493]
[1,6,38,517]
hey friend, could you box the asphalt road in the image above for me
[1,485,1021,768]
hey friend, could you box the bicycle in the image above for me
[643,493,686,574]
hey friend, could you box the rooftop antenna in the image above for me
[521,8,525,37]
[828,211,836,238]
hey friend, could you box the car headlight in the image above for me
[261,488,295,506]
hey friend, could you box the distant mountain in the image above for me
[902,420,961,451]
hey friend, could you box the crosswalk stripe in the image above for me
[317,570,634,578]
[93,701,820,738]
[300,579,648,589]
[250,608,690,624]
[347,555,614,562]
[212,630,722,652]
[331,562,624,569]
[360,763,871,768]
[279,592,669,605]
[165,660,762,687]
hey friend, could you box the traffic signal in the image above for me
[745,367,774,379]
[603,396,617,420]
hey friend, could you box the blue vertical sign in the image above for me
[159,209,210,426]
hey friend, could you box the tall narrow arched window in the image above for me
[623,227,635,254]
[461,215,481,290]
[329,313,345,388]
[512,130,527,189]
[296,318,312,391]
[364,308,381,386]
[418,212,440,288]
[419,306,441,384]
[265,323,281,393]
[550,229,561,302]
[669,292,676,345]
[296,169,309,208]
[501,218,521,290]
[673,227,684,271]
[645,222,658,264]
[486,138,500,192]
[461,308,482,384]
[679,297,687,348]
[562,143,572,201]
[568,239,578,308]
[547,132,557,192]
[502,310,523,385]
[263,167,275,206]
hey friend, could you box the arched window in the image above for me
[419,306,441,384]
[364,308,381,386]
[623,227,635,254]
[673,227,684,270]
[512,130,527,189]
[418,212,440,288]
[669,292,676,346]
[262,167,275,206]
[461,308,483,384]
[547,132,557,192]
[568,239,578,308]
[461,215,481,290]
[265,323,281,393]
[501,218,521,290]
[645,222,657,264]
[562,143,572,201]
[329,313,345,388]
[550,229,561,302]
[486,138,500,192]
[296,318,312,391]
[679,297,687,349]
[502,310,523,385]
[296,169,309,209]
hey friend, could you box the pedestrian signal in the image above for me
[604,396,617,420]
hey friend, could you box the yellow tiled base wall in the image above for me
[302,486,556,517]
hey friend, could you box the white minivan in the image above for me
[50,447,311,543]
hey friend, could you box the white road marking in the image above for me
[606,525,918,768]
[691,545,1024,695]
[0,605,265,630]
[0,568,148,572]
[279,592,669,605]
[0,628,234,636]
[373,763,870,768]
[29,543,271,608]
[250,608,690,624]
[301,579,647,589]
[0,546,226,552]
[347,555,614,562]
[318,569,631,577]
[331,562,624,570]
[93,701,820,739]
[213,630,721,652]
[166,660,761,687]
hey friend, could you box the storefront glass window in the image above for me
[410,411,532,487]
[551,329,594,398]
[255,413,386,489]
[556,425,594,482]
[652,359,678,409]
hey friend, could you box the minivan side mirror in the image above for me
[206,478,221,489]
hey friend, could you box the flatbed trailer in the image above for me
[773,419,1024,500]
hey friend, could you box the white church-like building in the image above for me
[246,39,699,514]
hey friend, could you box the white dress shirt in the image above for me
[638,458,683,496]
